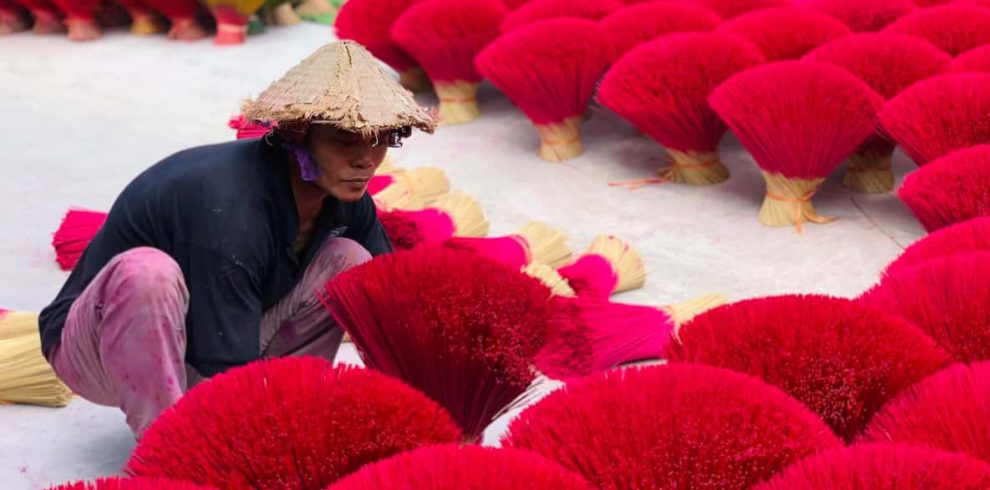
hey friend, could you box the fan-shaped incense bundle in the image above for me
[556,235,645,299]
[504,364,842,489]
[860,251,990,362]
[717,7,853,61]
[709,61,884,231]
[0,310,74,407]
[883,217,990,277]
[878,73,990,166]
[883,4,990,56]
[321,246,560,440]
[476,18,609,162]
[804,33,951,192]
[391,0,508,124]
[898,145,990,232]
[499,0,621,33]
[794,0,915,32]
[754,444,990,490]
[863,361,990,464]
[326,444,596,490]
[335,0,430,92]
[598,32,764,186]
[378,191,490,250]
[667,295,950,441]
[127,358,461,489]
[683,0,788,19]
[951,45,990,73]
[598,2,721,64]
[444,221,572,268]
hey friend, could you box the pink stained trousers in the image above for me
[48,238,371,437]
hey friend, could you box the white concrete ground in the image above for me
[0,23,925,489]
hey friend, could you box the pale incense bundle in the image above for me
[0,312,73,407]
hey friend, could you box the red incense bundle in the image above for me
[504,364,842,490]
[878,73,990,166]
[598,32,764,186]
[52,208,108,271]
[535,294,726,380]
[717,7,853,61]
[754,444,990,490]
[951,45,990,73]
[898,145,990,232]
[335,0,430,92]
[49,0,100,40]
[666,295,950,441]
[709,61,884,231]
[598,1,722,63]
[804,33,951,192]
[860,251,990,362]
[883,217,990,277]
[127,358,461,489]
[682,0,788,19]
[443,220,572,268]
[0,0,27,34]
[48,478,217,490]
[12,0,64,34]
[882,4,990,56]
[227,114,274,139]
[391,0,508,125]
[326,445,596,490]
[476,18,609,162]
[556,234,645,299]
[498,0,621,33]
[378,191,490,250]
[862,362,990,464]
[321,246,559,441]
[793,0,915,32]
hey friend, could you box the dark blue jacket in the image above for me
[39,136,391,376]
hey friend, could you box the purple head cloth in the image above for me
[284,143,320,182]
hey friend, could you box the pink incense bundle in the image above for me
[227,114,274,139]
[504,364,842,490]
[683,0,788,19]
[476,19,609,162]
[598,2,722,64]
[717,8,853,61]
[335,0,430,92]
[666,295,950,441]
[882,5,990,56]
[804,33,951,192]
[754,444,990,490]
[391,0,508,125]
[52,208,108,271]
[378,191,490,250]
[327,444,596,490]
[48,0,100,40]
[951,45,990,73]
[498,0,621,33]
[862,362,990,464]
[794,0,915,32]
[535,294,726,380]
[555,234,645,299]
[597,32,764,186]
[860,251,990,362]
[321,246,558,441]
[879,73,990,166]
[709,61,884,231]
[883,217,990,277]
[48,478,217,490]
[443,221,572,268]
[898,145,990,232]
[127,358,461,489]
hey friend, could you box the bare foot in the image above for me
[168,18,207,40]
[31,11,65,34]
[67,19,101,41]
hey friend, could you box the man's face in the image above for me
[306,125,388,202]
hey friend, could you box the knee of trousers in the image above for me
[320,237,373,270]
[107,247,188,304]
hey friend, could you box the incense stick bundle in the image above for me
[444,221,572,268]
[717,7,852,61]
[378,191,490,250]
[556,235,645,300]
[0,311,73,408]
[882,4,990,56]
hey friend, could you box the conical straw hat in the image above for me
[242,41,437,135]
